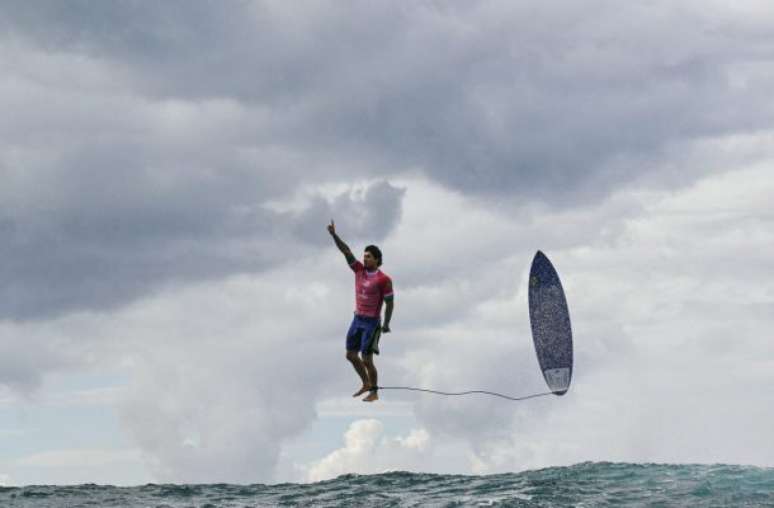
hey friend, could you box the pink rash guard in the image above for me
[350,260,393,318]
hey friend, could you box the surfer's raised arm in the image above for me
[327,220,356,265]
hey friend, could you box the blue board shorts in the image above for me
[346,314,381,355]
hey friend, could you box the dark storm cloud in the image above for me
[289,181,406,246]
[0,177,402,320]
[5,1,772,197]
[2,0,773,320]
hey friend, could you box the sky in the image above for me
[1,0,773,486]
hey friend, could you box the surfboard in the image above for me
[528,250,573,395]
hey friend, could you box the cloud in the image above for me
[2,156,773,484]
[0,176,403,483]
[3,1,773,323]
[0,173,403,320]
[306,419,430,482]
[7,1,773,200]
[1,0,774,486]
[102,253,362,484]
[283,180,406,247]
[388,161,774,472]
[0,473,12,486]
[1,30,404,320]
[0,318,94,393]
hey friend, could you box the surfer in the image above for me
[327,220,394,402]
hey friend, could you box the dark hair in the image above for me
[364,245,383,267]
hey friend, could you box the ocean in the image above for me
[1,462,772,507]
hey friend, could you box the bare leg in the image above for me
[347,350,371,396]
[361,353,379,402]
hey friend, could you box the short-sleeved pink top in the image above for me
[350,260,393,318]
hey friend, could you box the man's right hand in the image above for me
[329,220,353,262]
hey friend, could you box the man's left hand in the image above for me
[381,324,391,333]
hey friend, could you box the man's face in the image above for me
[363,251,377,270]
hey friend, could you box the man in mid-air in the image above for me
[327,220,394,402]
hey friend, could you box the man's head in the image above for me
[363,245,382,270]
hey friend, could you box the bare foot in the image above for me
[352,385,371,397]
[362,390,379,402]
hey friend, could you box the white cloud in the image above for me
[306,419,431,482]
[395,156,774,473]
[1,1,774,486]
[4,1,774,321]
[3,153,773,485]
[0,473,12,486]
[111,269,341,484]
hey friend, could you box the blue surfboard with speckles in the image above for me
[528,251,573,395]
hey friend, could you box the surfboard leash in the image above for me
[375,386,555,401]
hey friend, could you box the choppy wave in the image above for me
[1,462,773,507]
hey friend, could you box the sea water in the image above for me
[1,462,772,507]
